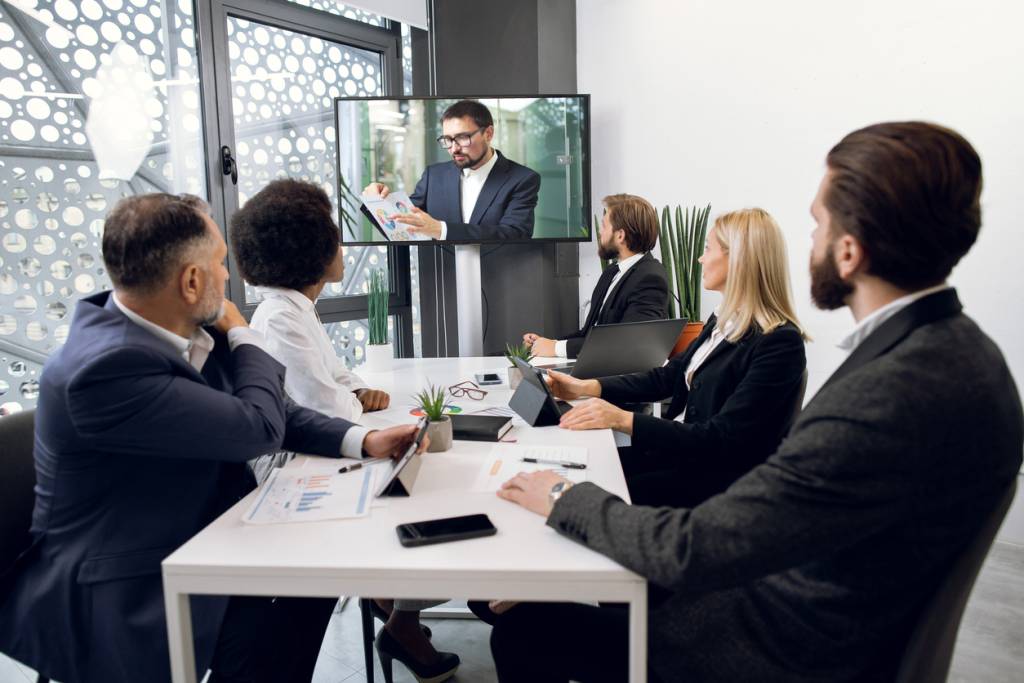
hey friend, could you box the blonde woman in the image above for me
[548,208,808,507]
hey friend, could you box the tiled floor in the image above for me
[4,542,1023,682]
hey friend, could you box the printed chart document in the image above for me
[243,464,381,524]
[472,444,589,492]
[361,191,430,242]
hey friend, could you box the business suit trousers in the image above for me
[207,594,336,683]
[490,602,663,683]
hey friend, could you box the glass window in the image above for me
[323,315,396,368]
[0,0,204,411]
[224,15,389,304]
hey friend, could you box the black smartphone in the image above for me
[475,371,502,385]
[396,513,497,547]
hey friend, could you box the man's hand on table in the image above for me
[525,335,556,357]
[356,388,390,412]
[497,470,569,518]
[363,424,428,459]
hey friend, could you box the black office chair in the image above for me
[0,409,49,683]
[893,479,1018,683]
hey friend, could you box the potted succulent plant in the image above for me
[363,268,392,372]
[504,342,535,390]
[658,204,712,356]
[413,383,452,452]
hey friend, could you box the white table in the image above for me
[162,357,647,682]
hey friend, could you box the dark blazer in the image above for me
[599,315,806,503]
[563,253,669,358]
[409,150,541,241]
[0,291,353,683]
[548,289,1024,682]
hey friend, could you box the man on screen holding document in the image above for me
[364,99,541,240]
[0,194,425,683]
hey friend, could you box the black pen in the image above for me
[521,457,587,470]
[337,463,364,474]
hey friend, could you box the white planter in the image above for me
[364,343,394,373]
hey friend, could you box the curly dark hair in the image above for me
[229,179,339,290]
[102,193,212,293]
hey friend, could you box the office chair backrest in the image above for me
[0,410,37,570]
[893,479,1017,683]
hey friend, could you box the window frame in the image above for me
[194,0,413,356]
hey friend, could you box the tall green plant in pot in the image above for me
[364,268,392,372]
[659,203,712,356]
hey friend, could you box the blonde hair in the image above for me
[712,208,808,343]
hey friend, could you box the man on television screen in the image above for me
[363,100,541,241]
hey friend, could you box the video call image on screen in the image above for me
[334,95,590,244]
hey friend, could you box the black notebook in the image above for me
[450,414,514,442]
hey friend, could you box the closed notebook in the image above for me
[450,414,514,442]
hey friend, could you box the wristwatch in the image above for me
[549,480,574,506]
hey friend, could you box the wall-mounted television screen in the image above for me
[334,94,590,245]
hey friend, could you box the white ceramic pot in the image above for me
[363,343,394,373]
[507,366,523,390]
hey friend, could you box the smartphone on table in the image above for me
[396,513,497,547]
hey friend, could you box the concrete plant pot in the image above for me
[426,416,453,452]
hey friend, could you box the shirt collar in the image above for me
[254,286,316,312]
[461,148,499,179]
[111,291,214,367]
[837,283,951,353]
[616,252,645,274]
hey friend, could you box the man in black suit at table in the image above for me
[492,122,1023,682]
[524,193,669,359]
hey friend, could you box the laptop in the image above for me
[541,317,687,379]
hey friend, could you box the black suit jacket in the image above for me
[549,289,1024,682]
[0,292,354,683]
[600,315,807,502]
[563,252,669,358]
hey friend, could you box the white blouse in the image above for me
[675,315,735,423]
[249,287,368,423]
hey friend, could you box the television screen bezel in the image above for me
[332,93,592,246]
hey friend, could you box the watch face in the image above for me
[551,481,567,494]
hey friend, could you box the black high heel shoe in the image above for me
[368,600,432,639]
[375,626,460,683]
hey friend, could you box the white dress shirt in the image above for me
[438,148,500,240]
[837,283,950,353]
[673,313,736,423]
[554,252,646,358]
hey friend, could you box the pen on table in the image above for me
[337,463,363,474]
[520,457,587,470]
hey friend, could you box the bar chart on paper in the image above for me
[472,444,589,492]
[243,466,379,524]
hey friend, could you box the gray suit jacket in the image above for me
[548,289,1023,682]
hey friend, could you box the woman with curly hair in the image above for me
[230,179,460,682]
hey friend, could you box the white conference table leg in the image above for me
[164,579,198,683]
[629,583,648,682]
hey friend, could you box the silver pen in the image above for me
[521,457,586,470]
[337,462,364,474]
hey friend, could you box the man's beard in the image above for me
[196,284,224,327]
[598,236,620,261]
[809,242,854,310]
[452,145,488,169]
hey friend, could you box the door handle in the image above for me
[220,145,238,185]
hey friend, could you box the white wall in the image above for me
[577,0,1024,540]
